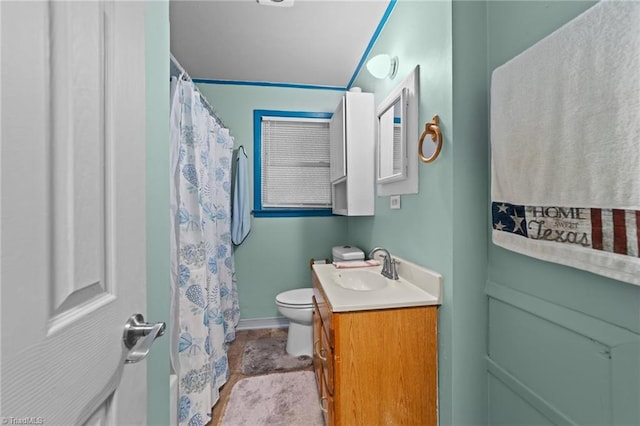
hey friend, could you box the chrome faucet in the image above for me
[368,247,399,280]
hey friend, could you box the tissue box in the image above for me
[332,245,365,262]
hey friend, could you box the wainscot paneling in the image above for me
[488,374,555,426]
[487,282,640,425]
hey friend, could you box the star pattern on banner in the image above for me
[510,211,525,235]
[492,201,528,237]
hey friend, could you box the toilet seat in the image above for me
[276,288,313,307]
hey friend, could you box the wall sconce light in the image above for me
[366,54,399,79]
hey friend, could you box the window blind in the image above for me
[261,117,331,208]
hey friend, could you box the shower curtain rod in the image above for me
[170,53,227,129]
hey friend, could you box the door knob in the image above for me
[123,313,166,364]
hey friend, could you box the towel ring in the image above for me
[418,115,442,163]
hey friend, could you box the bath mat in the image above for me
[241,335,311,376]
[221,371,323,426]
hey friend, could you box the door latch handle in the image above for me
[123,313,166,364]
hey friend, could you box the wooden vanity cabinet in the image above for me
[312,270,438,426]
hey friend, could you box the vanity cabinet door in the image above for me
[313,295,335,426]
[318,366,334,426]
[319,325,334,395]
[312,270,333,340]
[311,300,323,397]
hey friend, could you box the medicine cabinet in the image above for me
[376,66,420,196]
[329,91,375,216]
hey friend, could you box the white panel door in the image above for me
[1,1,152,424]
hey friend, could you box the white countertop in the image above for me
[313,255,442,312]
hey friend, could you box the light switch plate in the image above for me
[390,195,401,209]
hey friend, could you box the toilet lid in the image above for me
[276,288,313,306]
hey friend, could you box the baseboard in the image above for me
[236,316,289,331]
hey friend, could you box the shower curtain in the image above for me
[170,77,240,426]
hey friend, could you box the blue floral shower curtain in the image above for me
[169,77,240,426]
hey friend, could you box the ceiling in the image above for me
[169,0,393,89]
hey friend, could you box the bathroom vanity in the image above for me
[311,259,441,426]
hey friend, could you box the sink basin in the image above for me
[313,256,442,312]
[333,270,388,291]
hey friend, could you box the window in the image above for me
[253,110,333,217]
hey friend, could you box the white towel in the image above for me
[490,0,640,285]
[232,147,251,245]
[332,260,381,269]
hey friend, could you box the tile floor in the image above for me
[208,327,313,426]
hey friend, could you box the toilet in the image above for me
[275,288,314,357]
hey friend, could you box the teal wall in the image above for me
[486,1,640,425]
[350,1,488,424]
[196,84,348,318]
[451,2,489,423]
[146,1,170,425]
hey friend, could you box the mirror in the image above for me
[377,89,407,184]
[375,65,419,197]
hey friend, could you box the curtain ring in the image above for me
[418,115,442,163]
